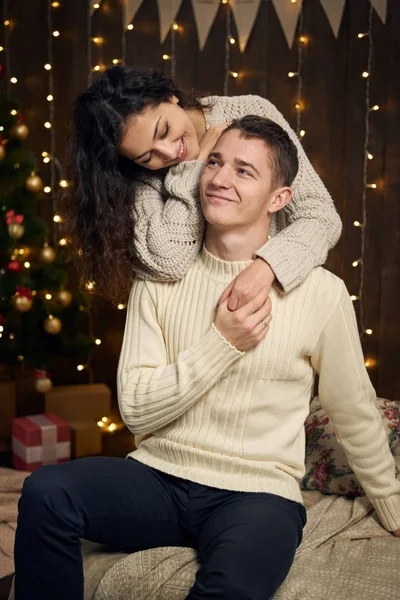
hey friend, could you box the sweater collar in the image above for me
[198,246,253,284]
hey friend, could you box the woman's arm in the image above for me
[131,160,206,281]
[238,96,342,293]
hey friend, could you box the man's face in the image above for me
[200,130,277,232]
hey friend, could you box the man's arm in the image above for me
[117,279,243,436]
[310,282,400,532]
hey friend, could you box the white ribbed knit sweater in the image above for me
[118,247,400,532]
[131,94,342,292]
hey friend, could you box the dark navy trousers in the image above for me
[14,456,306,600]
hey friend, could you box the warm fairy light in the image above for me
[85,281,95,291]
[162,54,171,60]
[10,77,17,84]
[42,151,49,157]
[365,328,373,335]
[18,249,25,255]
[299,36,309,44]
[291,0,297,3]
[0,46,3,51]
[93,65,101,72]
[365,357,376,369]
[367,183,377,189]
[172,23,179,30]
[59,179,69,188]
[43,157,50,163]
[370,105,379,111]
[95,338,102,345]
[4,20,10,26]
[222,0,228,4]
[127,24,134,30]
[10,109,17,115]
[229,37,235,44]
[350,295,359,301]
[230,71,239,78]
[9,333,14,339]
[117,303,126,310]
[93,2,100,8]
[44,186,51,193]
[97,421,104,427]
[299,130,306,138]
[92,37,104,45]
[102,417,109,423]
[53,31,60,37]
[45,293,52,300]
[358,33,368,38]
[44,63,52,70]
[47,94,53,101]
[53,214,62,223]
[353,221,363,227]
[48,314,54,320]
[52,1,60,6]
[58,238,68,246]
[24,262,30,268]
[0,326,3,332]
[112,58,121,65]
[32,291,37,296]
[295,103,300,110]
[352,260,361,267]
[44,121,52,128]
[108,423,117,432]
[17,355,24,361]
[367,152,373,160]
[77,364,85,371]
[288,72,298,78]
[362,71,369,78]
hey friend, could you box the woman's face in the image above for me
[119,97,200,170]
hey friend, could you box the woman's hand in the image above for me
[392,528,400,537]
[219,258,276,311]
[214,288,272,352]
[198,123,232,162]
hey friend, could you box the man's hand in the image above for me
[214,288,272,352]
[219,258,276,311]
[392,528,400,537]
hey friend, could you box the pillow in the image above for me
[301,397,400,497]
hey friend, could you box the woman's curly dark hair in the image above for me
[65,66,204,304]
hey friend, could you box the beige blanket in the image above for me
[0,467,29,580]
[5,464,400,600]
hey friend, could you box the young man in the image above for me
[14,117,400,600]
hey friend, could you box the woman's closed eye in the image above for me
[160,123,169,140]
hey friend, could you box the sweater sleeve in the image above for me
[240,96,342,292]
[131,160,206,281]
[117,279,243,436]
[310,283,400,532]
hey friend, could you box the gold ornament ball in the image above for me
[58,289,72,307]
[0,145,5,161]
[8,223,25,239]
[44,316,62,335]
[35,377,53,393]
[11,123,29,141]
[25,174,44,193]
[14,295,33,313]
[39,244,56,264]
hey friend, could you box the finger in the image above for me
[227,292,240,312]
[236,287,270,318]
[218,282,234,307]
[246,309,272,333]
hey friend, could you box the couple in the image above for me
[14,67,400,600]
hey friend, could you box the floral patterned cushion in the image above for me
[301,397,400,497]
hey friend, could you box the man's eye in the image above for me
[207,159,219,166]
[238,168,251,176]
[160,124,169,140]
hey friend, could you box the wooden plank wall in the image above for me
[0,0,399,400]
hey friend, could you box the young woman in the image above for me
[66,66,341,306]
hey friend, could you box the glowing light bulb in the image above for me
[24,262,30,268]
[350,295,359,301]
[365,328,373,335]
[45,293,52,300]
[95,338,102,345]
[85,281,95,291]
[108,423,117,432]
[42,151,49,157]
[53,214,62,223]
[44,186,51,193]
[370,105,379,111]
[10,77,17,84]
[352,260,360,267]
[117,303,126,310]
[127,24,134,30]
[0,46,3,51]
[367,183,377,189]
[58,238,68,246]
[44,121,52,128]
[59,179,69,188]
[299,130,306,138]
[358,33,368,38]
[43,157,50,163]
[367,152,373,160]
[172,23,179,31]
[77,364,85,371]
[299,36,309,44]
[362,71,369,78]
[52,1,60,6]
[112,58,120,65]
[162,54,171,60]
[353,221,363,227]
[288,72,297,78]
[229,37,235,44]
[230,71,239,78]
[93,65,101,71]
[44,63,52,70]
[10,109,17,115]
[53,31,60,37]
[93,3,100,8]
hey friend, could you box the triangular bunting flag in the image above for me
[271,0,303,49]
[191,0,220,51]
[157,0,184,44]
[231,0,262,52]
[369,0,387,24]
[320,0,346,38]
[123,0,145,28]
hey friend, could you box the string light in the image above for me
[127,24,134,30]
[117,303,126,310]
[353,220,363,227]
[362,71,369,78]
[95,338,102,345]
[52,30,60,37]
[10,77,17,84]
[58,238,68,246]
[370,105,379,111]
[44,121,52,128]
[229,71,238,78]
[299,129,306,138]
[93,2,100,8]
[367,152,373,160]
[352,259,361,268]
[44,186,51,193]
[367,183,377,189]
[351,295,360,301]
[162,54,171,60]
[172,23,179,31]
[289,8,305,137]
[44,63,52,70]
[229,36,235,44]
[53,214,62,222]
[59,179,69,188]
[288,72,298,78]
[223,1,234,96]
[365,329,373,335]
[358,32,368,38]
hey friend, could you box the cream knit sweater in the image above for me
[118,247,400,533]
[131,94,342,292]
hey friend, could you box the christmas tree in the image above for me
[0,91,95,391]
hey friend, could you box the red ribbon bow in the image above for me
[16,285,32,299]
[35,369,51,380]
[5,210,24,225]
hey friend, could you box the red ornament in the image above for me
[0,314,3,326]
[17,112,25,124]
[16,285,32,299]
[35,369,52,380]
[7,260,22,273]
[0,64,4,80]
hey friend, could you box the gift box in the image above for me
[70,421,103,458]
[12,413,71,472]
[0,380,16,439]
[45,383,111,422]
